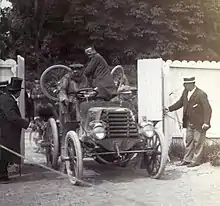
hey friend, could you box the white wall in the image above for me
[164,60,220,139]
[137,59,220,144]
[0,0,12,8]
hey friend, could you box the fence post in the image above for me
[17,55,25,165]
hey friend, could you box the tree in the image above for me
[0,6,12,58]
[3,0,220,76]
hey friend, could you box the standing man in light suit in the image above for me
[164,77,212,167]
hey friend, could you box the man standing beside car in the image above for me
[164,77,212,167]
[0,77,34,182]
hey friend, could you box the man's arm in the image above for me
[57,77,69,102]
[200,92,212,125]
[168,91,184,112]
[1,97,29,129]
[84,56,98,77]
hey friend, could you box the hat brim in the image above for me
[184,81,195,84]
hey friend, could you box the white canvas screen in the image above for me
[137,59,163,123]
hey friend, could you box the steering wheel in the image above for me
[75,88,98,100]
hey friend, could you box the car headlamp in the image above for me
[140,121,155,138]
[91,123,106,140]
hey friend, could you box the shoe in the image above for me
[176,161,190,166]
[187,163,200,168]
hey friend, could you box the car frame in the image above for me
[39,64,168,185]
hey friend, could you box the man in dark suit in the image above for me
[164,77,212,167]
[84,46,116,101]
[0,77,33,182]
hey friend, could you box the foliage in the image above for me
[0,6,12,57]
[169,139,220,164]
[1,0,220,78]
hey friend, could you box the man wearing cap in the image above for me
[164,77,212,167]
[0,81,8,95]
[31,79,46,118]
[0,77,34,182]
[57,64,88,122]
[84,46,116,101]
[111,85,138,115]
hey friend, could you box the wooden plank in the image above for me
[17,55,25,164]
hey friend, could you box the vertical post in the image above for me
[161,61,165,134]
[17,55,25,165]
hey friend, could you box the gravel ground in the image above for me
[1,132,220,206]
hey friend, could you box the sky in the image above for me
[0,0,12,8]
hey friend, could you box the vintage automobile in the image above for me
[39,64,168,185]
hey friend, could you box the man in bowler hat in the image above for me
[164,77,212,167]
[0,77,33,182]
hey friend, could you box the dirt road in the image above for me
[1,133,220,206]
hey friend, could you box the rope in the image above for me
[0,143,146,206]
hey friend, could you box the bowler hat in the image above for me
[0,80,8,88]
[7,77,24,91]
[183,77,195,84]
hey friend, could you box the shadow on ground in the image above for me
[9,164,65,184]
[8,160,183,186]
[82,160,183,185]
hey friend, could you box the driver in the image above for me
[57,64,88,122]
[111,85,138,115]
[84,46,116,101]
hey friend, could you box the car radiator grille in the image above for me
[100,110,138,138]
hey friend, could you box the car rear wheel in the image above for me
[44,118,59,169]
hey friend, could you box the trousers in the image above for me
[0,158,9,177]
[183,124,206,164]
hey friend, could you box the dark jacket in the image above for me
[25,91,34,121]
[84,53,116,100]
[0,93,29,163]
[168,87,212,131]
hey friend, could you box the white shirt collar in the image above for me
[189,86,196,94]
[187,86,196,100]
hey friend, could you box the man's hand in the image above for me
[202,123,210,131]
[28,122,36,129]
[163,107,170,115]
